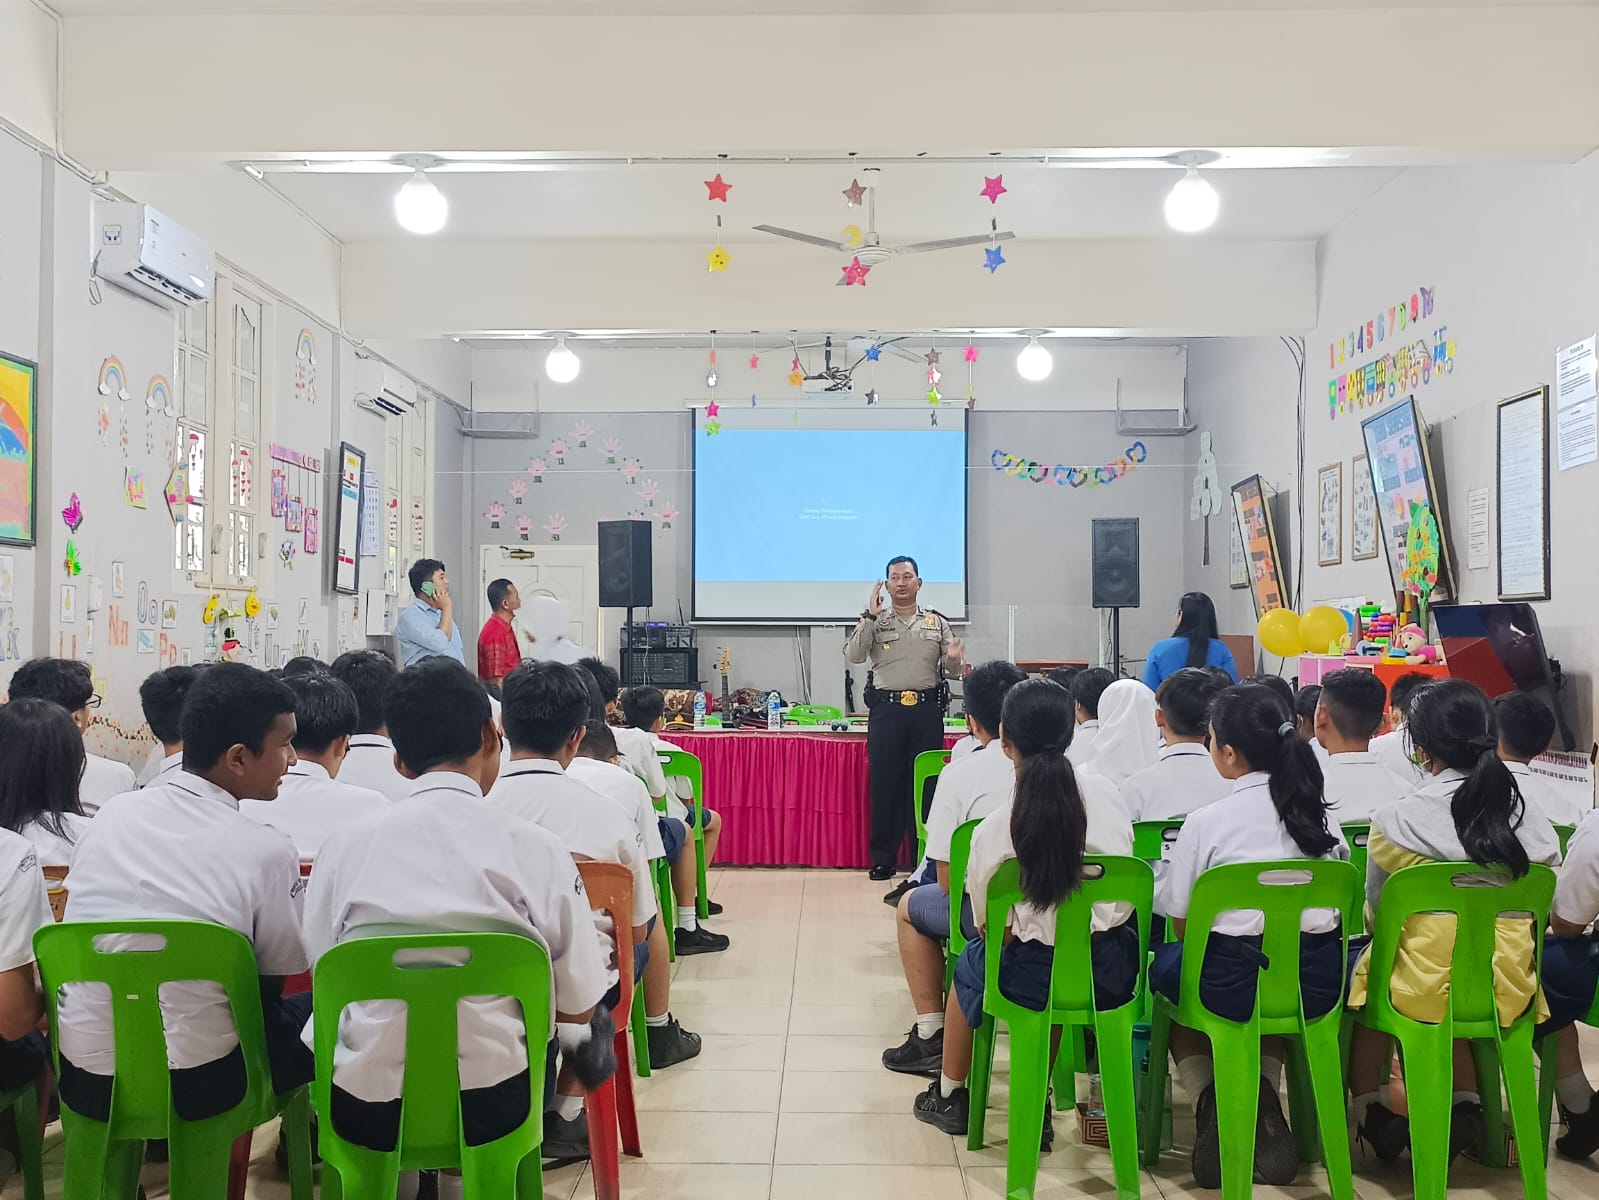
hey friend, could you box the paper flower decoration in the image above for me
[983,245,1006,273]
[515,516,533,542]
[704,173,732,202]
[964,345,979,363]
[484,501,506,529]
[509,478,528,504]
[706,245,731,272]
[573,420,593,447]
[842,178,867,206]
[63,539,82,576]
[550,439,569,465]
[841,257,871,286]
[621,457,641,483]
[638,480,660,507]
[980,174,1008,204]
[601,438,620,464]
[529,457,547,482]
[659,503,679,529]
[61,493,84,534]
[544,513,567,541]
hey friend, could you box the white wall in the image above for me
[0,0,56,148]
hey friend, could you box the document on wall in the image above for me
[1556,335,1599,470]
[1556,335,1597,408]
[1497,391,1547,599]
[1558,400,1599,470]
[1466,487,1491,571]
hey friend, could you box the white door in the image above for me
[479,543,603,658]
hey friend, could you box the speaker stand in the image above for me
[1110,608,1123,678]
[624,606,635,686]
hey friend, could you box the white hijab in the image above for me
[1080,679,1159,785]
[522,595,591,665]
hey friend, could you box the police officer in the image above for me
[846,555,965,886]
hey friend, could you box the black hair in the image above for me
[579,670,608,724]
[1155,667,1225,739]
[1046,666,1080,692]
[181,663,297,772]
[1387,671,1432,721]
[1318,668,1389,741]
[384,658,491,774]
[1294,685,1322,727]
[1174,592,1221,668]
[576,657,622,705]
[578,720,620,762]
[9,657,93,713]
[0,699,86,842]
[487,577,514,612]
[330,649,398,735]
[1003,679,1087,908]
[1243,673,1296,714]
[1202,666,1235,689]
[282,656,328,678]
[1496,692,1556,762]
[138,665,201,745]
[1070,667,1114,719]
[407,557,446,597]
[885,555,919,577]
[621,685,665,730]
[283,674,359,754]
[501,661,593,755]
[962,660,1028,739]
[1209,683,1336,858]
[482,679,502,702]
[1407,679,1530,877]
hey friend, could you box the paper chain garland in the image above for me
[990,442,1148,488]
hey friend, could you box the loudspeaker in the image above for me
[598,520,653,608]
[1091,518,1141,609]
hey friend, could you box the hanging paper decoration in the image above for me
[841,257,870,286]
[270,470,287,516]
[98,404,110,443]
[980,174,1008,204]
[63,540,82,576]
[748,352,760,369]
[964,345,979,364]
[304,507,321,555]
[706,337,719,389]
[61,493,84,534]
[704,419,723,436]
[864,344,881,362]
[842,178,867,206]
[704,173,732,202]
[924,347,941,367]
[164,461,189,524]
[983,245,1006,273]
[97,357,130,401]
[928,366,941,385]
[202,593,221,625]
[990,442,1150,488]
[145,375,170,413]
[788,367,805,387]
[294,329,318,405]
[927,386,941,405]
[572,420,593,448]
[284,499,304,532]
[123,468,148,509]
[544,513,567,542]
[841,225,863,248]
[706,244,731,272]
[244,590,263,620]
[280,540,297,569]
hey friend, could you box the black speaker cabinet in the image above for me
[1090,518,1141,609]
[598,520,653,608]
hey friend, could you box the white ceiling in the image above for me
[46,0,1599,11]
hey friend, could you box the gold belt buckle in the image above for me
[898,690,918,707]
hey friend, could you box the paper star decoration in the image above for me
[928,366,941,385]
[925,348,941,367]
[842,178,867,206]
[864,344,881,362]
[705,419,723,436]
[705,173,732,202]
[841,257,871,286]
[927,385,941,404]
[706,245,731,272]
[983,245,1007,273]
[964,345,979,363]
[791,355,802,371]
[706,400,720,417]
[865,389,879,406]
[980,174,1007,204]
[788,368,805,387]
[749,353,760,369]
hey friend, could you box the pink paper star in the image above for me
[964,345,979,363]
[706,400,720,418]
[705,173,732,202]
[791,355,802,372]
[980,174,1007,204]
[841,257,871,286]
[842,178,867,206]
[749,353,760,369]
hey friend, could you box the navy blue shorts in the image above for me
[1539,934,1599,1034]
[0,1030,46,1092]
[1150,929,1345,1024]
[658,816,686,864]
[905,882,976,941]
[951,924,1141,1030]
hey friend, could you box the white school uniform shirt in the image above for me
[1159,771,1350,937]
[1310,738,1330,764]
[239,760,390,861]
[57,773,308,1075]
[1553,807,1599,928]
[0,828,53,974]
[567,756,667,860]
[1120,743,1232,822]
[142,750,185,790]
[1370,729,1427,788]
[923,740,1014,864]
[1506,761,1585,829]
[613,725,669,805]
[336,734,412,803]
[300,771,608,1103]
[1066,720,1101,766]
[1321,750,1412,823]
[949,734,980,763]
[17,813,93,868]
[78,753,136,816]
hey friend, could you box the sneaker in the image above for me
[542,1110,589,1165]
[1448,1100,1484,1163]
[881,1027,943,1076]
[646,1015,703,1069]
[882,878,917,908]
[912,1079,969,1135]
[675,925,731,955]
[705,899,723,916]
[1356,1099,1410,1167]
[868,864,895,882]
[1191,1084,1221,1189]
[1556,1097,1599,1160]
[1253,1078,1299,1185]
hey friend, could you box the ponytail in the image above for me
[1210,684,1336,858]
[1000,678,1090,908]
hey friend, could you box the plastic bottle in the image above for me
[693,691,707,730]
[767,692,782,731]
[1086,1073,1104,1118]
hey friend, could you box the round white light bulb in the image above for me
[1164,167,1219,233]
[1016,336,1053,382]
[545,336,581,383]
[393,169,448,234]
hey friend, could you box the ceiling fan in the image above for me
[755,185,1014,284]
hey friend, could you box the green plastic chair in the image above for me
[649,849,676,964]
[1131,819,1184,866]
[912,750,952,867]
[1352,862,1556,1198]
[1554,824,1575,858]
[657,749,710,922]
[34,920,314,1200]
[967,856,1154,1200]
[1340,822,1372,927]
[943,818,984,994]
[787,705,842,726]
[1140,860,1359,1200]
[310,933,552,1200]
[0,1072,45,1200]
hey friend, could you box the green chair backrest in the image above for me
[656,749,704,813]
[912,750,952,861]
[946,818,984,965]
[788,705,843,726]
[311,933,552,1173]
[1555,824,1576,858]
[1131,819,1184,863]
[1361,861,1556,1036]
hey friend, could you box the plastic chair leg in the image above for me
[585,1081,622,1200]
[280,1087,315,1200]
[226,1130,254,1200]
[630,986,651,1078]
[967,1015,998,1151]
[515,1149,545,1200]
[694,828,709,922]
[8,1083,44,1200]
[463,1149,520,1200]
[1302,1021,1356,1200]
[1396,1030,1452,1200]
[613,1028,642,1157]
[1284,1039,1322,1164]
[1140,1008,1174,1166]
[1095,1010,1143,1200]
[168,1129,243,1200]
[1004,1015,1051,1200]
[1470,1038,1508,1167]
[1537,1033,1559,1162]
[1209,1029,1261,1200]
[102,1138,144,1200]
[1497,1027,1549,1198]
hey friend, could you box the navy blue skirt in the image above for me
[1539,933,1599,1035]
[951,923,1140,1030]
[1150,929,1345,1024]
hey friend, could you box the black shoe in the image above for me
[882,878,917,907]
[1253,1078,1298,1186]
[1041,1099,1054,1153]
[1448,1099,1484,1163]
[868,864,895,882]
[705,899,723,916]
[881,1027,943,1076]
[912,1079,969,1134]
[417,1171,439,1200]
[1191,1084,1221,1189]
[646,1015,703,1069]
[675,924,731,955]
[542,1110,589,1165]
[144,1140,168,1164]
[1556,1096,1599,1160]
[1356,1100,1410,1167]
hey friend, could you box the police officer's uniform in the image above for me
[845,605,957,873]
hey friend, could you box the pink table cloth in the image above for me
[658,729,960,869]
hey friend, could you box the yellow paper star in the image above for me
[706,245,731,272]
[788,368,805,387]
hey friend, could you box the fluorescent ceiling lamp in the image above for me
[394,169,448,234]
[1016,336,1053,382]
[545,336,581,383]
[1164,167,1219,233]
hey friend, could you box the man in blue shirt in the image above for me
[394,558,465,667]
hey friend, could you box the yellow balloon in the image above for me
[841,224,864,249]
[1257,608,1307,659]
[1299,606,1347,655]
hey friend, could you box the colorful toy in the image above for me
[1392,623,1441,665]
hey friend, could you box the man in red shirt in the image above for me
[477,578,525,686]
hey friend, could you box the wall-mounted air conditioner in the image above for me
[93,201,215,308]
[352,356,417,416]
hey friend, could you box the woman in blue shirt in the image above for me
[1142,591,1238,690]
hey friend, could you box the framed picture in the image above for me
[1360,396,1457,601]
[1230,474,1288,618]
[1496,385,1550,601]
[1316,462,1343,566]
[0,351,39,547]
[1351,454,1379,560]
[1229,508,1248,588]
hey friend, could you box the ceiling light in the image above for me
[545,336,581,383]
[393,168,448,234]
[1016,336,1053,382]
[1164,167,1219,233]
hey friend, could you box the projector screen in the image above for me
[693,408,968,623]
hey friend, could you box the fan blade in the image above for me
[892,230,1017,255]
[753,225,849,252]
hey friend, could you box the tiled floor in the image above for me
[7,867,1599,1198]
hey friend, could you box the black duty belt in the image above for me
[865,684,944,710]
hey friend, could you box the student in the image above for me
[911,678,1137,1137]
[568,721,667,867]
[1143,591,1240,690]
[1496,692,1581,826]
[1242,673,1295,713]
[1293,685,1321,741]
[1542,801,1599,1159]
[281,656,329,678]
[1369,671,1430,787]
[0,698,91,867]
[1311,668,1411,821]
[489,663,700,1071]
[1345,679,1561,1165]
[883,661,1026,1075]
[1078,679,1159,788]
[1066,667,1114,766]
[1153,683,1349,1188]
[135,665,203,787]
[1047,665,1080,692]
[57,664,313,1124]
[329,650,410,803]
[7,658,135,814]
[577,660,670,804]
[1121,668,1230,822]
[477,577,525,687]
[240,674,389,860]
[302,658,611,1171]
[0,823,52,1113]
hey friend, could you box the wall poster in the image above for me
[1350,453,1379,560]
[1316,462,1342,566]
[0,351,38,546]
[1496,385,1550,601]
[1231,474,1288,618]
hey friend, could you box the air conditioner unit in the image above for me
[93,202,215,308]
[352,356,417,416]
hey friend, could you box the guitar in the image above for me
[717,645,732,723]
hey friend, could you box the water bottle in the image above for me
[693,690,707,730]
[767,692,782,731]
[1086,1073,1104,1118]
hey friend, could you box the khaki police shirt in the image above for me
[844,607,955,692]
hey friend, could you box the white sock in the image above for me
[646,1012,670,1028]
[1260,1054,1283,1090]
[553,1093,584,1121]
[436,1172,464,1200]
[677,905,698,932]
[940,1072,963,1098]
[1352,1090,1381,1126]
[1452,1090,1480,1107]
[1557,1073,1595,1114]
[395,1172,421,1200]
[915,1012,945,1040]
[1176,1055,1214,1101]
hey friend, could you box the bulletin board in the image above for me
[1230,474,1288,618]
[333,442,365,595]
[0,350,38,546]
[1495,386,1550,601]
[1359,396,1457,602]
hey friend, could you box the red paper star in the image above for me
[705,173,732,202]
[964,345,979,363]
[841,257,871,286]
[706,400,720,417]
[980,174,1007,204]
